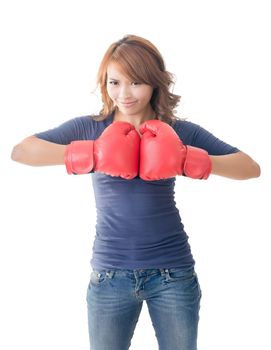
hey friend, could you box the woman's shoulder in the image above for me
[171,117,201,135]
[74,113,112,125]
[53,113,113,141]
[73,113,113,133]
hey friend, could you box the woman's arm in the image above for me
[210,151,261,180]
[11,136,66,166]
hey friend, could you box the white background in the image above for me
[1,0,270,349]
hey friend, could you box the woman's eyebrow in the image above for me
[108,76,136,82]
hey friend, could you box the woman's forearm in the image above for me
[11,137,261,180]
[11,136,66,166]
[210,151,261,180]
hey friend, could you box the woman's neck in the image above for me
[113,109,156,128]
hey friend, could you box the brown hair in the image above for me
[92,34,181,125]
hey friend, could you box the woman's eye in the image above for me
[108,81,118,85]
[108,81,140,86]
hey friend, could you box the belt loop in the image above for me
[159,268,170,280]
[159,268,165,276]
[106,270,115,279]
[159,268,169,275]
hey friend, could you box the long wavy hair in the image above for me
[92,35,181,125]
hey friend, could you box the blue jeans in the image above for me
[86,266,201,350]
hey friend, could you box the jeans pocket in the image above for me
[167,267,196,282]
[166,267,202,302]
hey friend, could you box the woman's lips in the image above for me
[120,101,136,108]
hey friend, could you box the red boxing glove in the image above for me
[139,120,212,180]
[65,121,140,179]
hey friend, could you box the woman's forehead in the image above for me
[107,62,134,80]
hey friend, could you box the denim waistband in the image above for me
[92,265,195,279]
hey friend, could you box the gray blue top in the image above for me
[35,113,239,270]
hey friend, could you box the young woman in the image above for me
[11,34,260,350]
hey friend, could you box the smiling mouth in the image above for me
[120,101,137,107]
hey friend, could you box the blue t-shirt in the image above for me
[35,113,239,270]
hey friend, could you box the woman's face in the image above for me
[106,62,154,117]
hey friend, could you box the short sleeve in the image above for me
[173,119,240,155]
[34,116,97,145]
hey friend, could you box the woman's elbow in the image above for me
[11,137,37,165]
[251,160,261,179]
[240,159,261,180]
[11,144,23,163]
[236,152,261,180]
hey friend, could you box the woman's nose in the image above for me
[119,85,132,99]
